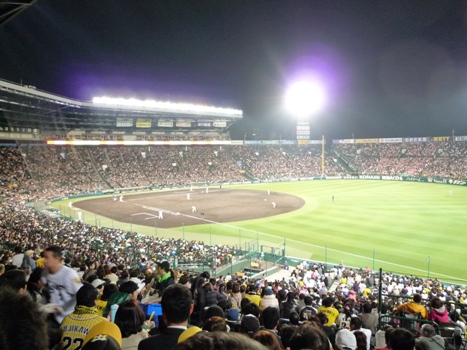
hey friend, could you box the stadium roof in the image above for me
[0,0,36,27]
[0,78,242,133]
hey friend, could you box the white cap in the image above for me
[336,329,357,350]
[91,279,105,289]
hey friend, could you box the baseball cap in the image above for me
[264,287,274,296]
[226,308,239,321]
[335,329,357,350]
[203,305,225,321]
[178,326,202,343]
[157,260,170,271]
[92,279,106,289]
[83,321,122,348]
[240,314,260,334]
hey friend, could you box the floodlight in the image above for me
[92,96,242,116]
[285,81,325,117]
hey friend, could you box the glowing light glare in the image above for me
[285,81,326,116]
[92,97,242,116]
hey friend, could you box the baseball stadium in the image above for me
[0,78,465,284]
[3,2,467,350]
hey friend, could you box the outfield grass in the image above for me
[171,180,467,283]
[54,180,467,283]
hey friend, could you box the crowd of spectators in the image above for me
[334,141,467,178]
[0,203,240,274]
[235,145,343,180]
[3,244,466,350]
[1,142,467,349]
[2,142,466,203]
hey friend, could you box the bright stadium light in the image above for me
[285,80,326,117]
[92,96,243,116]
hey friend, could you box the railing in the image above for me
[378,314,438,334]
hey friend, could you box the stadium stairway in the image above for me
[332,148,357,174]
[243,169,258,181]
[86,148,113,189]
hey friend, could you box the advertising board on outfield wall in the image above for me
[331,136,460,143]
[403,137,429,142]
[332,139,354,144]
[322,175,467,186]
[433,136,450,142]
[379,138,402,143]
[356,138,378,144]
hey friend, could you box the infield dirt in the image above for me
[74,188,305,229]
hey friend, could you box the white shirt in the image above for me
[11,253,25,268]
[42,265,82,323]
[352,328,372,350]
[130,277,145,293]
[12,253,35,269]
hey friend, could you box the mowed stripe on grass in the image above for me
[181,180,467,282]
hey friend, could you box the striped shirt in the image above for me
[60,312,106,350]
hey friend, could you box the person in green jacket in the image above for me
[145,261,174,305]
[102,280,139,318]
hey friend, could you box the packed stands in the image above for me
[333,141,467,178]
[1,142,467,349]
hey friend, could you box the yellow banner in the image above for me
[433,136,449,142]
[136,119,152,128]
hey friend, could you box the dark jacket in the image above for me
[280,300,301,319]
[138,327,185,350]
[157,276,174,295]
[205,290,227,307]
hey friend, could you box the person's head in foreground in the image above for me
[388,328,415,350]
[114,299,146,338]
[82,321,122,350]
[335,329,357,350]
[173,331,268,350]
[0,287,49,350]
[252,329,282,350]
[161,283,193,326]
[289,324,330,350]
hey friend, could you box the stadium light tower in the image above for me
[285,79,327,174]
[285,80,326,117]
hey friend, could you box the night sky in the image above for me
[1,0,467,140]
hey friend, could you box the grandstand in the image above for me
[0,78,242,142]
